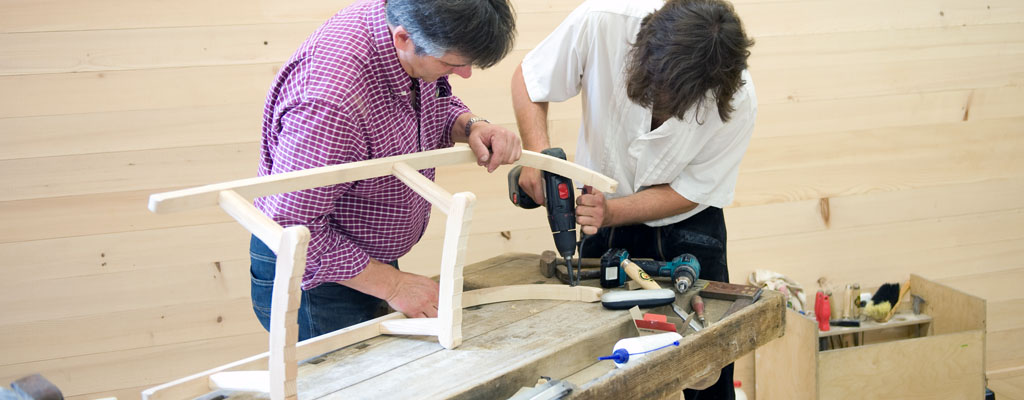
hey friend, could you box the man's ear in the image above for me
[391,25,414,53]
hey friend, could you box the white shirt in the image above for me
[521,0,757,226]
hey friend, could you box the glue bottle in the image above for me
[598,332,682,368]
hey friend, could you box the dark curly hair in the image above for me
[625,0,754,123]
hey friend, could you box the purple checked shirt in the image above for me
[255,0,470,290]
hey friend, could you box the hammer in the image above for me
[539,250,604,278]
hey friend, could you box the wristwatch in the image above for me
[464,116,489,138]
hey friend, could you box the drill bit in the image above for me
[565,256,580,286]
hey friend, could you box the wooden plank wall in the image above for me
[0,0,1021,399]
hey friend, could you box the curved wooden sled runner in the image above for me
[142,146,616,400]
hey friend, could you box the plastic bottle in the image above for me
[598,332,682,368]
[734,380,748,400]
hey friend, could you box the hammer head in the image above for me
[539,250,558,278]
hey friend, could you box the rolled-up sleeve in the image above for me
[259,99,371,289]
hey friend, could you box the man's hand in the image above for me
[576,185,610,235]
[467,122,522,173]
[384,272,440,318]
[339,259,439,319]
[517,166,545,206]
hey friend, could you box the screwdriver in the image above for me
[691,295,707,328]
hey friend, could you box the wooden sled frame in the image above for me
[142,146,616,400]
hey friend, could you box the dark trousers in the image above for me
[580,206,734,400]
[249,235,391,341]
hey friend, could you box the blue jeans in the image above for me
[580,206,734,400]
[249,235,392,341]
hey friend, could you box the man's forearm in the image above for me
[338,258,400,301]
[512,64,550,151]
[605,185,699,227]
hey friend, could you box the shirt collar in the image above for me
[367,0,417,97]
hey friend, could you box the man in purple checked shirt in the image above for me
[249,0,519,341]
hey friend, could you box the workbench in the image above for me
[211,253,785,400]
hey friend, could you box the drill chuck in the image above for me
[669,254,701,293]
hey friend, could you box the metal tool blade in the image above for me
[673,303,702,332]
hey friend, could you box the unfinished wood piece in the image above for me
[436,192,474,348]
[218,189,283,254]
[391,161,454,211]
[910,273,986,335]
[268,227,309,400]
[755,309,819,400]
[819,331,984,400]
[148,146,617,213]
[379,318,441,336]
[461,284,602,306]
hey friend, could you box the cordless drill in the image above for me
[507,148,580,285]
[599,249,701,293]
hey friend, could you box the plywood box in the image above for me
[754,274,986,400]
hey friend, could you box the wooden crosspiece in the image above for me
[141,146,615,400]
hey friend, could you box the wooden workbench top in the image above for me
[217,253,785,400]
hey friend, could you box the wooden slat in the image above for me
[0,223,247,285]
[987,374,1024,400]
[0,297,263,366]
[736,0,1024,37]
[0,189,231,244]
[0,332,267,398]
[934,268,1024,304]
[0,63,277,119]
[0,259,252,326]
[728,209,1024,301]
[219,190,283,254]
[988,329,1024,372]
[751,23,1024,70]
[755,85,1024,139]
[0,0,343,33]
[753,54,1024,105]
[736,117,1024,206]
[987,298,1024,332]
[726,176,1024,241]
[0,0,582,33]
[148,147,616,214]
[0,103,263,160]
[0,22,316,76]
[1,142,257,202]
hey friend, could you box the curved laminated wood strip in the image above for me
[149,146,617,213]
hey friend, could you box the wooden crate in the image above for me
[754,274,986,400]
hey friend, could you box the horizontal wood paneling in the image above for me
[0,23,315,76]
[1,143,257,201]
[727,176,1024,240]
[0,0,581,33]
[0,103,263,160]
[0,189,230,244]
[737,117,1024,206]
[736,0,1024,37]
[728,209,1024,296]
[0,223,248,285]
[0,259,252,325]
[0,297,262,366]
[0,63,278,119]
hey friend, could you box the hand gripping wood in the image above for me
[141,146,616,400]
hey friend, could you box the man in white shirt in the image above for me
[511,0,756,398]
